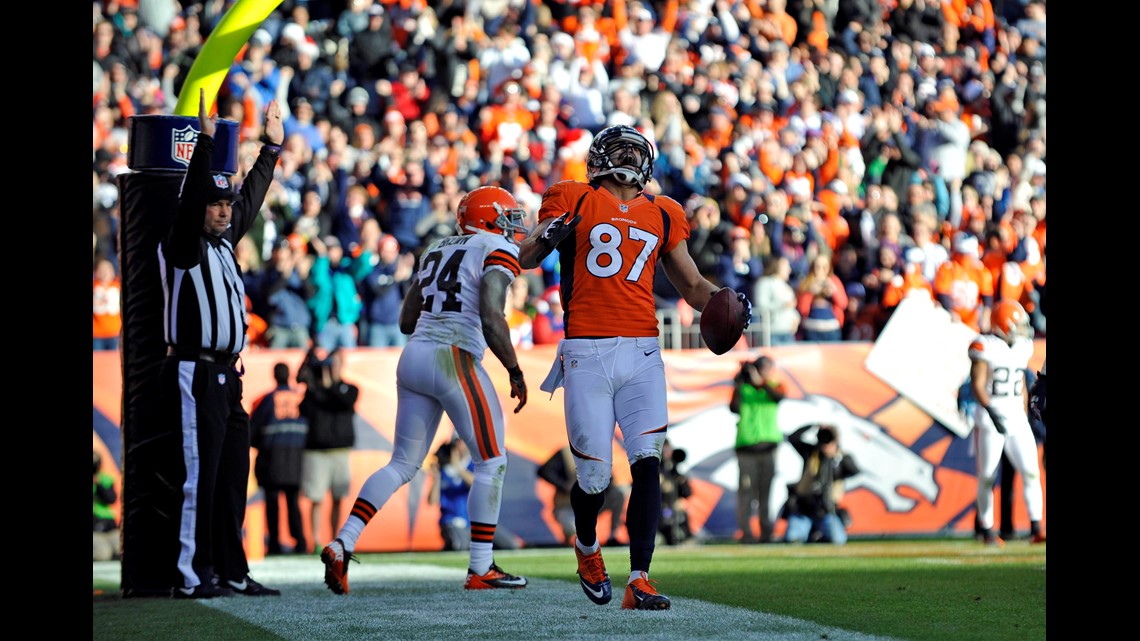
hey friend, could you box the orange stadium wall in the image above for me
[93,340,1045,555]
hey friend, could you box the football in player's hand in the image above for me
[700,288,747,355]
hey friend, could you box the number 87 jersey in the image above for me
[539,180,691,339]
[411,232,521,358]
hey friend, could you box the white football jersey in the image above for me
[968,334,1033,420]
[409,232,521,358]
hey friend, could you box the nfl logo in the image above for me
[214,175,230,189]
[217,373,226,385]
[619,204,629,213]
[172,125,199,166]
[570,359,578,369]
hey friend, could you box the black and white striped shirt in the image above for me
[159,135,279,358]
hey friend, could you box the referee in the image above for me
[160,90,283,598]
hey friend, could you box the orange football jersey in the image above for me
[539,181,690,338]
[934,257,994,331]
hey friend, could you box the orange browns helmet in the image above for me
[991,299,1031,344]
[456,186,528,242]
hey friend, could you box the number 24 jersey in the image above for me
[410,232,521,358]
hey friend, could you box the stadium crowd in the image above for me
[93,0,1046,350]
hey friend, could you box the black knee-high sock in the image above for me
[627,457,661,574]
[571,482,606,547]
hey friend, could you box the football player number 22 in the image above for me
[420,249,465,313]
[587,223,659,282]
[989,366,1024,399]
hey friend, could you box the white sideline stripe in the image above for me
[99,558,901,641]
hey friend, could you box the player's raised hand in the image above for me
[737,291,753,329]
[197,88,216,139]
[263,99,284,145]
[540,211,581,249]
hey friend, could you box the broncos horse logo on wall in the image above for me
[668,395,940,534]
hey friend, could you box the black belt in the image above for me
[167,346,238,367]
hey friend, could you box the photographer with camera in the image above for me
[659,440,693,546]
[298,346,358,553]
[729,355,786,543]
[783,424,860,545]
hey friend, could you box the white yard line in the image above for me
[97,557,905,641]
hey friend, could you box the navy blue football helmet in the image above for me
[586,125,655,190]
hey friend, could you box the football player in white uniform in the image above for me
[969,300,1046,545]
[321,187,531,593]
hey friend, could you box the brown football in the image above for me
[700,288,746,355]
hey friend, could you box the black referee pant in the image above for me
[159,355,251,589]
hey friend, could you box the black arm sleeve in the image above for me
[894,132,923,169]
[230,145,281,242]
[169,135,215,268]
[788,425,813,458]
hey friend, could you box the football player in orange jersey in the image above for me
[518,125,751,611]
[969,300,1046,546]
[934,232,994,332]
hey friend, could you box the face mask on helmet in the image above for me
[587,125,655,190]
[456,186,529,243]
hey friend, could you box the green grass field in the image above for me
[93,539,1045,641]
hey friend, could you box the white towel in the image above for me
[539,340,566,396]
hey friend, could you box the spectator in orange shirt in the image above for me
[881,246,935,320]
[93,258,122,351]
[943,0,996,54]
[722,172,764,229]
[934,232,994,332]
[816,180,852,253]
[479,79,535,156]
[757,0,798,46]
[980,226,1008,286]
[1027,194,1046,256]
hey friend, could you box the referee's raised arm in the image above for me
[167,89,218,268]
[231,98,283,241]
